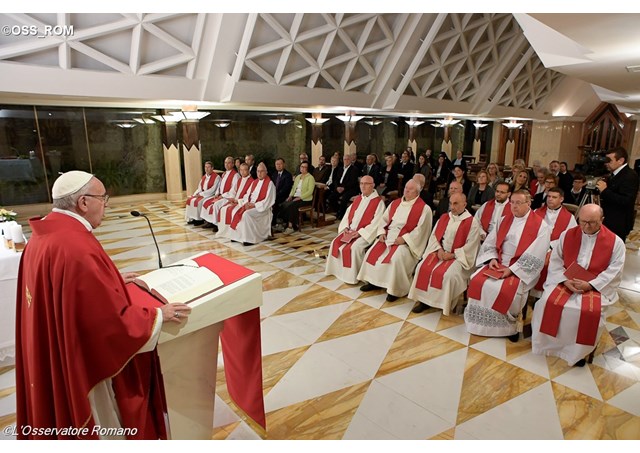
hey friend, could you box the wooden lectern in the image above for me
[129,252,263,440]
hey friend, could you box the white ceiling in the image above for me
[0,12,638,121]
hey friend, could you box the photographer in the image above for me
[596,146,639,242]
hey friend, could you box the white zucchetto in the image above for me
[52,171,94,200]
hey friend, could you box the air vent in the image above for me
[626,65,640,73]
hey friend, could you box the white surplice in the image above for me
[325,192,385,284]
[185,173,221,221]
[224,179,275,244]
[531,228,625,365]
[408,210,482,315]
[216,176,254,238]
[474,199,508,239]
[200,170,241,225]
[357,197,432,297]
[464,210,551,336]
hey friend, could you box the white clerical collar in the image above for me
[52,208,93,232]
[496,199,508,205]
[613,163,627,176]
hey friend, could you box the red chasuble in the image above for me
[414,214,473,291]
[218,177,255,224]
[365,197,426,266]
[15,213,167,439]
[330,195,383,268]
[539,225,617,345]
[230,177,272,230]
[467,211,543,314]
[203,170,238,211]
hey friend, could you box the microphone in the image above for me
[131,210,163,268]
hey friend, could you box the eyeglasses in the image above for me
[84,193,109,204]
[579,220,600,227]
[510,200,528,205]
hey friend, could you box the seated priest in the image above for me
[216,163,254,239]
[325,175,385,284]
[433,181,462,224]
[474,181,512,240]
[464,190,551,341]
[358,179,432,302]
[530,187,577,298]
[185,160,220,225]
[201,156,240,231]
[409,193,482,315]
[224,163,275,246]
[531,204,625,367]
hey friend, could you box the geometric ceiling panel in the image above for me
[495,53,565,110]
[0,13,205,78]
[404,13,526,103]
[239,13,405,92]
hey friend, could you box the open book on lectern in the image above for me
[132,258,224,304]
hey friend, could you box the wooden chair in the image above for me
[564,203,579,218]
[386,174,404,202]
[298,186,318,231]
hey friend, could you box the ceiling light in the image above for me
[626,65,640,73]
[133,118,156,124]
[305,116,330,125]
[430,123,444,128]
[151,114,180,123]
[113,121,137,129]
[213,120,231,128]
[406,118,425,127]
[472,121,488,128]
[435,117,460,127]
[502,120,523,129]
[336,114,364,123]
[364,118,383,126]
[171,111,210,121]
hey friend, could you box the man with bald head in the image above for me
[532,204,625,366]
[433,180,463,224]
[412,173,435,210]
[325,175,386,284]
[409,192,482,315]
[358,179,433,302]
[465,190,551,341]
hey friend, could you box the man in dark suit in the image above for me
[398,151,414,191]
[558,161,574,196]
[565,173,588,206]
[597,146,640,242]
[313,155,331,183]
[245,153,258,180]
[296,152,315,176]
[362,154,382,186]
[330,154,360,219]
[271,157,293,227]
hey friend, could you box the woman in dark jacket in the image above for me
[466,170,495,213]
[377,154,399,195]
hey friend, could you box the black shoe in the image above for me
[386,294,399,302]
[187,219,196,225]
[242,241,254,246]
[360,283,380,292]
[507,332,520,343]
[574,359,587,367]
[192,220,204,226]
[201,221,214,228]
[212,224,219,232]
[412,302,428,313]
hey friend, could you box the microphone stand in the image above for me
[131,211,163,268]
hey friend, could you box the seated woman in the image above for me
[512,169,530,193]
[467,170,495,213]
[376,154,399,196]
[450,164,472,195]
[430,153,451,193]
[414,153,432,182]
[485,162,503,190]
[279,162,315,234]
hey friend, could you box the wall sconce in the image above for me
[364,118,383,126]
[171,111,210,121]
[435,117,460,127]
[305,116,330,125]
[336,113,364,123]
[270,117,292,125]
[213,120,231,128]
[114,121,137,129]
[406,118,425,127]
[472,121,488,129]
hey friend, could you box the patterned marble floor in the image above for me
[2,200,640,440]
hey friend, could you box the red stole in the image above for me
[467,211,543,314]
[539,225,617,345]
[414,214,474,291]
[230,177,272,230]
[365,197,426,266]
[533,206,574,290]
[187,173,219,207]
[219,177,255,224]
[479,200,510,233]
[330,195,383,268]
[203,170,238,211]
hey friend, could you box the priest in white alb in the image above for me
[224,162,275,246]
[201,156,240,231]
[474,181,511,239]
[530,187,577,297]
[464,190,551,340]
[216,163,254,239]
[185,161,220,225]
[325,175,385,284]
[409,193,482,315]
[531,204,625,366]
[358,179,432,302]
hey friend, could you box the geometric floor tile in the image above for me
[552,365,603,401]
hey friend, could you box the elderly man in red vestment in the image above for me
[532,204,625,366]
[16,171,191,439]
[185,160,220,226]
[464,190,551,341]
